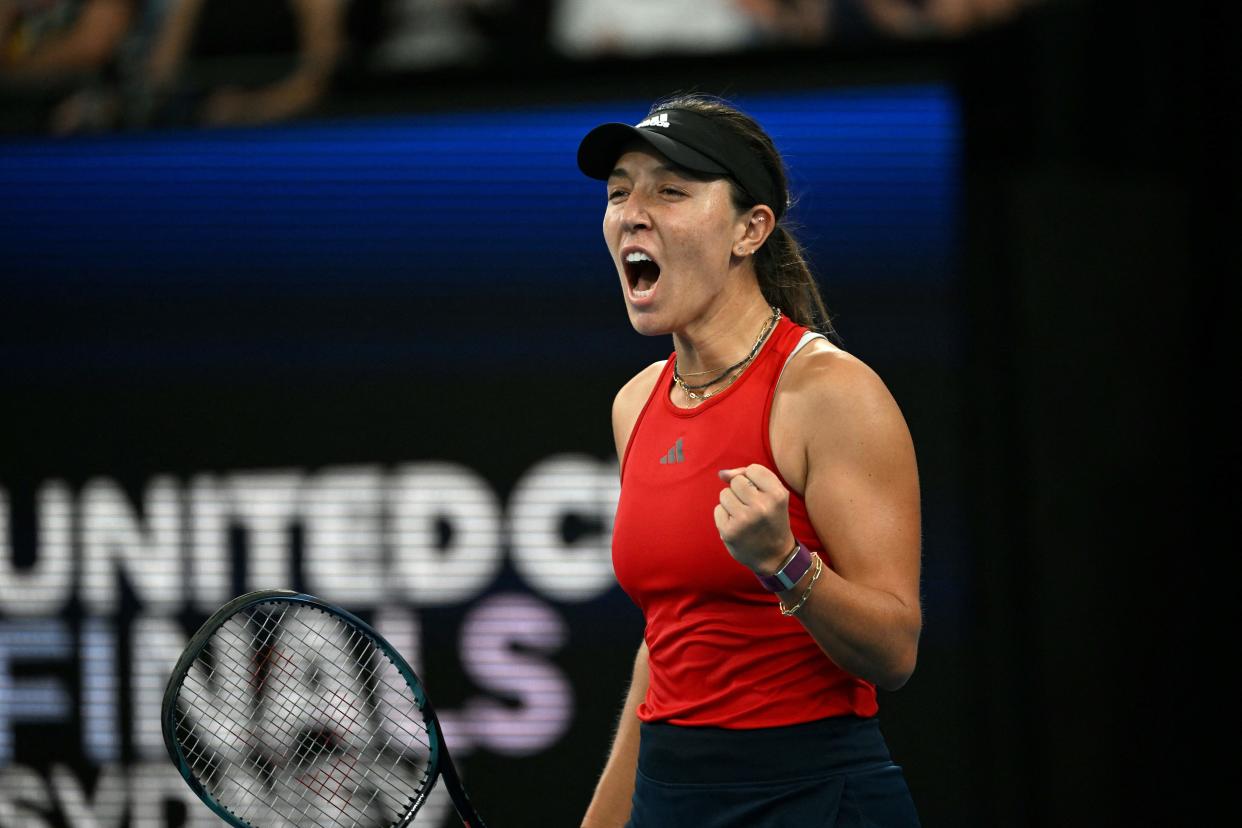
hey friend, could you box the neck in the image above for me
[671,288,776,376]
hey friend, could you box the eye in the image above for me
[607,188,628,202]
[661,187,687,197]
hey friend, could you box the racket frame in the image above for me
[161,589,484,828]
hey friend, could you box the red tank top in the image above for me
[612,315,878,728]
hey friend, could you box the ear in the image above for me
[732,204,777,258]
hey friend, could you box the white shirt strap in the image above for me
[780,331,828,378]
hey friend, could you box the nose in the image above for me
[618,190,652,233]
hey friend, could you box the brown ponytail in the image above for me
[754,224,833,337]
[647,94,837,338]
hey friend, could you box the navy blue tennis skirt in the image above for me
[625,715,920,828]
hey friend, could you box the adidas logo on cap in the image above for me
[636,113,671,129]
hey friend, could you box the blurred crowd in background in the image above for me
[1,0,1040,135]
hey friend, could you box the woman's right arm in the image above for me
[582,362,664,826]
[581,642,649,828]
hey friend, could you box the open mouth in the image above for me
[623,250,661,297]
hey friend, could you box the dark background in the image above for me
[958,3,1236,824]
[3,0,1238,825]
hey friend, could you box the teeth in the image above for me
[625,251,653,263]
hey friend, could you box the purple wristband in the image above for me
[756,542,812,592]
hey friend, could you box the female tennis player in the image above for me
[577,96,923,827]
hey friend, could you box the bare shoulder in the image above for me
[611,361,666,461]
[776,340,913,456]
[614,360,666,413]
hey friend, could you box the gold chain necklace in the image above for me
[672,307,781,401]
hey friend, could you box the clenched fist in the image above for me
[714,464,797,576]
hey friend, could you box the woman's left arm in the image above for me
[715,351,922,690]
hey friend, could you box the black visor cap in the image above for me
[577,108,784,220]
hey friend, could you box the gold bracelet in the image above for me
[778,552,823,616]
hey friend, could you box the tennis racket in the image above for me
[161,589,487,828]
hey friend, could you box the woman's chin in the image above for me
[626,306,671,337]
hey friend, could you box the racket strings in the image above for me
[186,607,426,826]
[173,601,436,828]
[185,613,434,821]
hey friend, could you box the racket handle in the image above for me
[438,741,487,828]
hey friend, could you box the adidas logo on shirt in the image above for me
[659,437,685,465]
